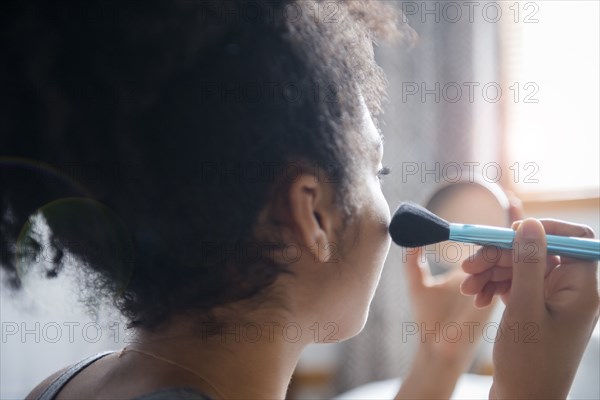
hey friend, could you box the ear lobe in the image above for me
[288,176,335,263]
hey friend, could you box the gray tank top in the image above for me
[35,351,212,400]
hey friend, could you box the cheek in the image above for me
[375,187,391,229]
[346,173,392,262]
[372,186,392,269]
[360,180,392,261]
[368,177,392,236]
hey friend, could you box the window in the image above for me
[500,1,599,199]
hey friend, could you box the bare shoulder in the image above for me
[25,365,71,400]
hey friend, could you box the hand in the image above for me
[405,248,496,366]
[461,218,600,399]
[396,248,497,399]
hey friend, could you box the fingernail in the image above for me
[520,219,538,240]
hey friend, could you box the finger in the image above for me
[474,281,497,308]
[463,244,559,274]
[496,280,512,295]
[490,268,512,282]
[462,247,514,274]
[516,220,595,266]
[475,279,513,308]
[474,282,503,308]
[540,220,596,265]
[538,219,595,239]
[499,282,512,306]
[460,267,512,295]
[509,218,547,314]
[461,269,491,295]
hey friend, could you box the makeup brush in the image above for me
[389,202,600,261]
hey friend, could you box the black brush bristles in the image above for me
[389,202,450,247]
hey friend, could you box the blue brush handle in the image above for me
[449,224,600,261]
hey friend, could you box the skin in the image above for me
[26,102,599,399]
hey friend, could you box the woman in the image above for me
[1,1,598,399]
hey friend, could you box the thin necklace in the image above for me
[119,346,226,399]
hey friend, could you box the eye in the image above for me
[377,165,391,181]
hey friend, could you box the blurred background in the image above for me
[1,1,598,399]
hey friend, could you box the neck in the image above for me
[133,313,310,399]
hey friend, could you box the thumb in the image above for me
[508,218,547,314]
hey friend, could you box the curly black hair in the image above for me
[0,0,409,330]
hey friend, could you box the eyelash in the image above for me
[377,165,391,180]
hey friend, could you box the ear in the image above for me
[286,174,337,263]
